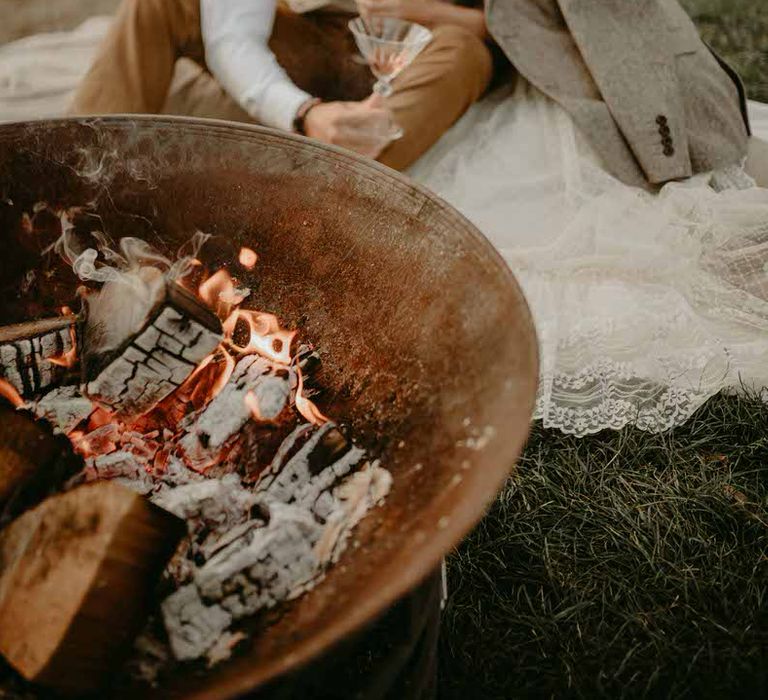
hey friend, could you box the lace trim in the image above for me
[535,370,713,436]
[709,161,756,192]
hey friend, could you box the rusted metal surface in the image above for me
[0,116,538,698]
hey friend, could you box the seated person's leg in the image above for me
[164,59,253,122]
[69,0,203,115]
[379,25,493,171]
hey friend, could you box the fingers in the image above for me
[356,0,399,18]
[331,104,393,156]
[303,100,394,158]
[364,93,385,109]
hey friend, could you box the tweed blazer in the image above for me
[486,0,750,186]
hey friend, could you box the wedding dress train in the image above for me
[409,80,768,435]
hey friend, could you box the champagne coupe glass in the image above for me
[348,16,433,140]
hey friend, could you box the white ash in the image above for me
[195,502,322,611]
[204,631,247,668]
[255,422,364,511]
[161,584,232,662]
[295,446,366,520]
[84,451,155,495]
[314,462,393,566]
[151,473,257,533]
[160,461,392,662]
[27,385,94,434]
[178,355,291,470]
[158,455,206,487]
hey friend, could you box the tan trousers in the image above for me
[69,0,492,170]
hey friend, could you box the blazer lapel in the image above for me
[557,0,692,182]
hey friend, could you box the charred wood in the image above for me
[0,317,77,398]
[82,282,222,419]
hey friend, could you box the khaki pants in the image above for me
[69,0,492,170]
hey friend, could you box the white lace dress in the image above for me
[409,80,768,436]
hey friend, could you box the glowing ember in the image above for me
[0,378,24,408]
[238,247,258,270]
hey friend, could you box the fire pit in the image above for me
[0,116,537,699]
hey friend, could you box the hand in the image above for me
[303,95,394,159]
[355,0,439,24]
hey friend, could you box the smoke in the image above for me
[50,210,211,355]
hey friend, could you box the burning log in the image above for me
[0,481,185,693]
[0,405,80,525]
[178,355,292,471]
[0,316,77,398]
[256,422,365,517]
[82,282,222,419]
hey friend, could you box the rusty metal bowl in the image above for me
[0,117,538,698]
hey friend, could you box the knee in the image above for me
[429,25,493,92]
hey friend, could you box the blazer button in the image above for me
[656,115,668,125]
[659,124,671,136]
[662,136,673,147]
[663,145,675,157]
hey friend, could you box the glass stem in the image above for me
[372,80,403,141]
[373,80,394,98]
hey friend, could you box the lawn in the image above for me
[439,2,768,697]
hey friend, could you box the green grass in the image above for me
[439,2,768,697]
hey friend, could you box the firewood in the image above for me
[0,481,185,694]
[178,355,292,471]
[256,422,365,515]
[0,316,77,398]
[0,405,81,525]
[82,282,223,419]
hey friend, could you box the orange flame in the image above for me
[225,310,296,365]
[199,270,249,320]
[0,378,24,409]
[294,365,328,426]
[187,350,236,406]
[244,391,263,421]
[238,247,258,270]
[48,306,78,368]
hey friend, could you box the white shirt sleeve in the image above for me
[200,0,312,132]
